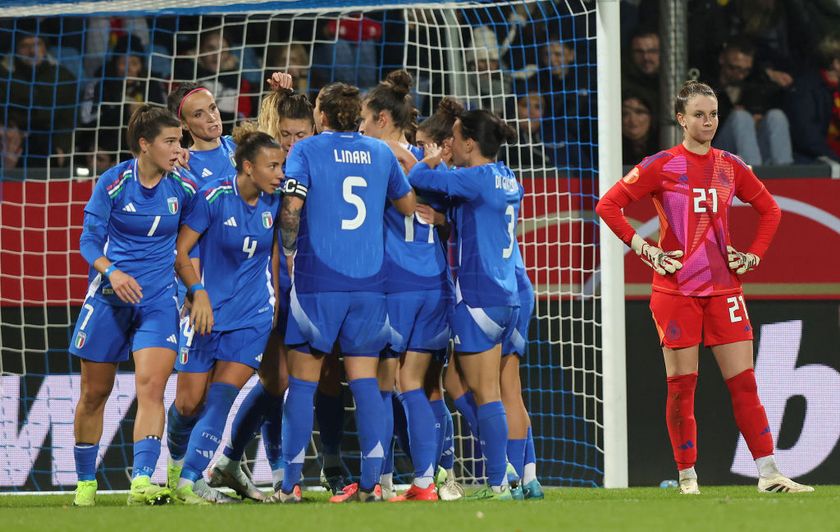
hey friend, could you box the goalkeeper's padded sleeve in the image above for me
[745,187,781,259]
[595,183,636,246]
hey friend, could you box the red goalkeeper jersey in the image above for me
[617,144,769,297]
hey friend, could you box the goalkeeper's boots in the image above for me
[209,456,266,501]
[127,475,171,506]
[510,484,525,500]
[522,479,545,500]
[679,477,700,495]
[193,478,241,504]
[388,483,439,502]
[757,475,814,493]
[167,460,182,490]
[266,485,302,504]
[329,482,383,503]
[173,483,211,505]
[320,466,350,496]
[438,478,465,501]
[468,484,514,501]
[73,479,97,507]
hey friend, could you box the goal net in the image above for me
[0,0,620,491]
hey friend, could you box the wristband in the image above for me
[104,264,117,278]
[189,283,205,295]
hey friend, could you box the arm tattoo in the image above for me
[280,196,303,253]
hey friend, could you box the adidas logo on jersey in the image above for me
[201,168,213,178]
[167,334,178,344]
[122,203,137,212]
[224,217,237,227]
[453,335,461,345]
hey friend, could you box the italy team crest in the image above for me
[167,197,179,214]
[179,346,189,365]
[75,331,86,349]
[262,211,273,229]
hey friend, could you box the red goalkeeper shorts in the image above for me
[649,290,754,349]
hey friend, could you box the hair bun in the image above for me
[385,69,413,98]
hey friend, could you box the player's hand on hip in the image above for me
[631,234,683,275]
[189,290,214,335]
[727,245,760,274]
[109,270,143,304]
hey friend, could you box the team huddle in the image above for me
[68,69,544,505]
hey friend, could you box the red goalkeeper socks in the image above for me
[726,369,774,459]
[666,372,698,470]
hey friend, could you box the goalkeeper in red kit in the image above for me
[597,80,814,495]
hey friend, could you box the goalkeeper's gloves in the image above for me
[630,234,684,275]
[727,245,760,274]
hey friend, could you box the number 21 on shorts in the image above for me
[726,295,749,323]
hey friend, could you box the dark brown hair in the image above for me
[418,97,464,144]
[231,122,282,173]
[319,82,362,132]
[458,109,517,158]
[364,69,417,136]
[126,105,180,155]
[673,80,717,116]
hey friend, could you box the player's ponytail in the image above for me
[126,105,180,155]
[458,108,517,159]
[364,69,418,137]
[258,89,314,140]
[674,80,716,116]
[319,82,362,132]
[418,97,464,144]
[231,122,281,172]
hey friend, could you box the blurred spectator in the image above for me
[175,29,254,129]
[84,17,150,78]
[507,92,551,170]
[711,37,793,165]
[621,92,659,165]
[465,25,514,116]
[79,36,166,159]
[311,14,380,90]
[0,32,76,168]
[79,131,119,178]
[539,38,594,170]
[785,36,840,163]
[0,120,24,172]
[265,44,310,94]
[622,29,660,112]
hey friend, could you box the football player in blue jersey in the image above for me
[277,82,416,503]
[163,83,240,490]
[360,70,450,502]
[209,78,318,501]
[70,105,196,507]
[169,127,285,504]
[413,98,467,500]
[408,109,521,500]
[167,83,237,187]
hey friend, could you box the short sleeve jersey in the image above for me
[83,159,197,306]
[184,177,280,330]
[184,135,237,186]
[408,161,522,308]
[620,144,768,297]
[282,131,411,293]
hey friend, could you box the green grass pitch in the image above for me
[2,486,839,531]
